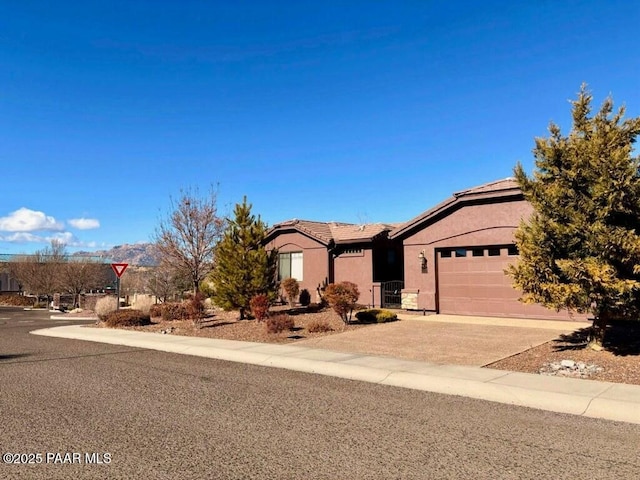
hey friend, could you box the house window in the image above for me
[440,250,452,258]
[507,245,519,256]
[278,252,303,281]
[472,248,484,257]
[455,248,467,257]
[488,248,501,257]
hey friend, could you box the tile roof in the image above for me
[267,219,396,245]
[453,177,519,197]
[330,223,397,244]
[269,219,341,245]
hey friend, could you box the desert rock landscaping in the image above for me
[96,305,377,344]
[487,323,640,386]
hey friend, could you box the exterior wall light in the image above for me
[418,250,427,272]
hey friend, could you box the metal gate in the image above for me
[382,280,403,308]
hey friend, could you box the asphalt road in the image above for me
[1,307,639,480]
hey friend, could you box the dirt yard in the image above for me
[487,322,640,385]
[83,306,640,386]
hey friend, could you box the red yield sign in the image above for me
[111,263,129,278]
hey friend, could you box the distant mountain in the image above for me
[73,243,159,266]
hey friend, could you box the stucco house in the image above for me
[264,219,403,307]
[389,178,581,320]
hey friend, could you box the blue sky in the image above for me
[1,1,638,254]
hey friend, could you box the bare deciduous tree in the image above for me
[61,257,112,307]
[154,187,225,294]
[9,240,67,301]
[146,260,188,302]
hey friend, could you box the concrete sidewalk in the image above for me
[31,324,640,426]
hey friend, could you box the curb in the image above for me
[30,325,640,426]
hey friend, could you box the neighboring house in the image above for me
[389,178,583,320]
[0,254,21,293]
[264,219,403,307]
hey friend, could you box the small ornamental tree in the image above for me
[281,278,300,307]
[210,197,278,319]
[154,186,225,294]
[508,85,640,350]
[324,281,360,324]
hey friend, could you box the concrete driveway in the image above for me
[295,314,588,366]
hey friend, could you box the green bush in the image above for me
[250,294,270,321]
[281,278,300,307]
[324,281,360,324]
[103,309,151,327]
[265,314,295,334]
[307,319,333,333]
[355,309,398,324]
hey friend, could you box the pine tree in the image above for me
[508,85,640,349]
[210,197,278,319]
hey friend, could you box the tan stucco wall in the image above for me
[401,198,585,320]
[402,199,531,310]
[266,232,329,299]
[334,249,376,306]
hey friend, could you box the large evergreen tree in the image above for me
[508,85,640,349]
[210,197,278,319]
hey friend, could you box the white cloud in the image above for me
[0,208,64,232]
[68,218,100,230]
[0,232,42,243]
[0,231,96,249]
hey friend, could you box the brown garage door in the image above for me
[437,246,579,320]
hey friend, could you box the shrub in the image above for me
[161,302,191,321]
[103,309,151,328]
[324,281,360,324]
[355,309,398,324]
[281,278,300,307]
[188,292,206,323]
[95,296,118,320]
[305,302,326,313]
[132,295,154,314]
[299,289,311,307]
[0,294,34,307]
[307,319,333,333]
[250,294,270,321]
[149,304,163,318]
[265,314,295,334]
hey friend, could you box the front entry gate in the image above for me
[381,280,403,308]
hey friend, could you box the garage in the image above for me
[436,245,574,319]
[391,178,585,321]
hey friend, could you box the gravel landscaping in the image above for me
[487,323,640,386]
[97,305,373,343]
